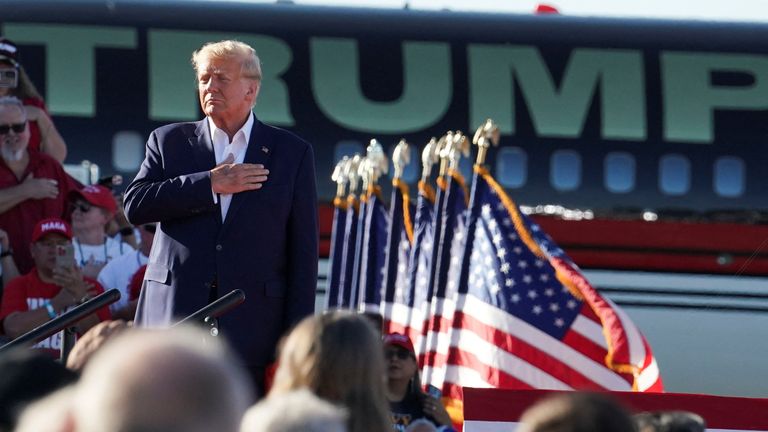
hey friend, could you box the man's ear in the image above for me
[248,81,261,99]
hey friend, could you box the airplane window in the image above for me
[659,154,691,196]
[714,156,745,197]
[496,147,527,188]
[550,150,581,191]
[112,131,145,172]
[604,152,635,193]
[334,141,364,166]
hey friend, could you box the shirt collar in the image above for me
[207,111,255,145]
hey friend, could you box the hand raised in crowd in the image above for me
[210,153,269,194]
[23,105,46,123]
[20,173,59,200]
[66,320,129,371]
[52,264,97,303]
[423,394,452,427]
[80,256,106,280]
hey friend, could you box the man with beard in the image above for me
[0,96,78,274]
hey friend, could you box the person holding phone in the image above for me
[0,218,110,357]
[384,333,452,431]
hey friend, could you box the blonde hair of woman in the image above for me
[271,311,391,432]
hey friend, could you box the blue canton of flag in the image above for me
[325,196,348,309]
[386,181,435,340]
[399,182,436,349]
[464,185,581,339]
[335,195,359,308]
[382,179,415,332]
[358,187,390,313]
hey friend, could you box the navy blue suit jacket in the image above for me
[124,116,318,367]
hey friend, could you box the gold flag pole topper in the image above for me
[392,139,411,181]
[345,154,362,196]
[421,137,440,183]
[332,156,350,199]
[440,130,469,171]
[472,118,500,165]
[361,139,389,192]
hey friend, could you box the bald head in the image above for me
[73,327,253,432]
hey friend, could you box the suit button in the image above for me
[215,244,223,251]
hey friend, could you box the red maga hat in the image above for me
[68,185,117,215]
[31,217,72,243]
[383,332,415,355]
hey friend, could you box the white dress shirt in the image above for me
[208,112,254,221]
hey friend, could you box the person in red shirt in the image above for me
[0,37,67,162]
[0,217,110,357]
[0,96,80,274]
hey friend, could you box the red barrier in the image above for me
[463,388,768,431]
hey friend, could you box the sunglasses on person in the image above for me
[0,121,26,135]
[384,348,414,361]
[143,224,157,233]
[70,201,93,213]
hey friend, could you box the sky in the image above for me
[262,0,768,22]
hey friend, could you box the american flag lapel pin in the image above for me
[261,146,269,154]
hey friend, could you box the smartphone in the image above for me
[426,384,442,399]
[55,244,75,269]
[0,68,18,88]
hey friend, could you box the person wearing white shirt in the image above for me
[97,223,155,319]
[68,185,135,279]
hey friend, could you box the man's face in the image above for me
[30,233,70,272]
[0,104,29,162]
[70,199,110,233]
[196,55,259,127]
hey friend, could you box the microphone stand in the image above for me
[175,289,245,336]
[0,289,120,363]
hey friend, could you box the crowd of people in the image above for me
[0,310,707,432]
[0,37,143,351]
[0,34,710,432]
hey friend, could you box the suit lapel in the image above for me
[190,119,223,226]
[222,116,274,229]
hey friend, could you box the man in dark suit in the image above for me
[123,40,318,392]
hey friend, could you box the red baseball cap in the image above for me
[68,185,117,215]
[31,217,72,243]
[383,333,415,356]
[0,38,19,67]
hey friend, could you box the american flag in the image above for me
[358,186,390,313]
[381,179,415,332]
[438,166,663,420]
[421,169,468,388]
[334,194,359,308]
[388,181,436,348]
[325,196,348,310]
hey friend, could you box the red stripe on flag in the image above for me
[561,328,609,366]
[444,346,534,390]
[443,311,612,390]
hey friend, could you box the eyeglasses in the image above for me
[385,349,413,361]
[70,201,93,213]
[143,224,157,233]
[0,122,26,135]
[36,239,69,248]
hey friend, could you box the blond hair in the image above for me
[191,40,262,81]
[271,311,391,432]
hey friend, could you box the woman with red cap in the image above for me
[0,37,67,162]
[384,333,452,431]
